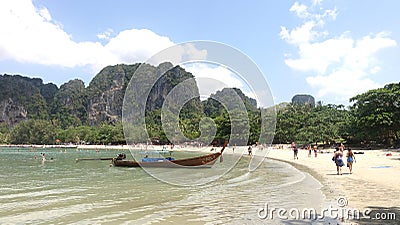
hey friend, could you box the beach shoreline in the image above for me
[2,143,399,223]
[264,146,400,224]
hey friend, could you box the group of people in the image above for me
[307,145,318,158]
[291,142,319,160]
[291,142,319,159]
[332,144,356,175]
[34,153,46,161]
[291,142,357,175]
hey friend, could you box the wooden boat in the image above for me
[112,144,226,168]
[75,157,114,162]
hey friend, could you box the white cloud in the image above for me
[0,0,176,74]
[37,7,51,21]
[370,66,381,74]
[183,63,256,101]
[306,69,380,102]
[290,2,309,18]
[105,29,174,64]
[311,0,323,7]
[280,21,318,44]
[97,28,113,40]
[281,1,397,103]
[148,43,208,66]
[285,36,354,73]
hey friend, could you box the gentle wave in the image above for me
[0,147,326,224]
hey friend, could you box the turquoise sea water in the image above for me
[0,147,328,224]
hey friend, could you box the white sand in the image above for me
[265,146,400,210]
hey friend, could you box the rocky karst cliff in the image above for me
[0,62,204,127]
[87,64,129,125]
[0,75,51,126]
[0,98,28,126]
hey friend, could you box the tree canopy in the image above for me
[349,82,400,146]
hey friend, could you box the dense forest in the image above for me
[274,83,400,147]
[0,63,399,147]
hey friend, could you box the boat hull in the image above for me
[112,152,221,168]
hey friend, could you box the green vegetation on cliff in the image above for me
[0,75,52,124]
[0,66,399,147]
[51,79,87,128]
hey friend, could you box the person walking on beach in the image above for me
[313,145,318,157]
[346,148,356,174]
[307,145,312,157]
[332,147,344,175]
[248,145,252,156]
[291,142,298,160]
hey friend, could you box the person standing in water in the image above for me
[346,148,356,174]
[41,153,46,166]
[41,153,46,162]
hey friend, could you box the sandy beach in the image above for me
[173,144,400,223]
[264,146,400,224]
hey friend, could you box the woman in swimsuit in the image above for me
[313,145,318,157]
[333,147,344,175]
[346,148,356,174]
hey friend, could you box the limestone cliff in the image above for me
[0,98,28,126]
[51,79,87,128]
[87,64,136,125]
[0,62,204,127]
[0,75,51,126]
[86,62,202,125]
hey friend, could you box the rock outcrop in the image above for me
[291,94,315,107]
[86,63,202,125]
[0,62,215,127]
[0,75,51,126]
[0,98,28,126]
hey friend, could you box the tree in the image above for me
[350,83,400,145]
[9,120,56,144]
[0,123,10,143]
[51,79,88,129]
[274,103,351,145]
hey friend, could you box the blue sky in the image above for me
[1,0,399,106]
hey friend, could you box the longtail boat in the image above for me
[112,143,226,168]
[75,157,114,162]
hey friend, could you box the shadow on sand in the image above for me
[325,172,351,176]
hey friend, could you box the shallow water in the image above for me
[0,147,329,224]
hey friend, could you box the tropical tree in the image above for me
[9,120,56,144]
[274,103,351,145]
[350,83,400,145]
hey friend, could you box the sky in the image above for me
[1,0,399,106]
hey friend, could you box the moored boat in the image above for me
[112,144,226,168]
